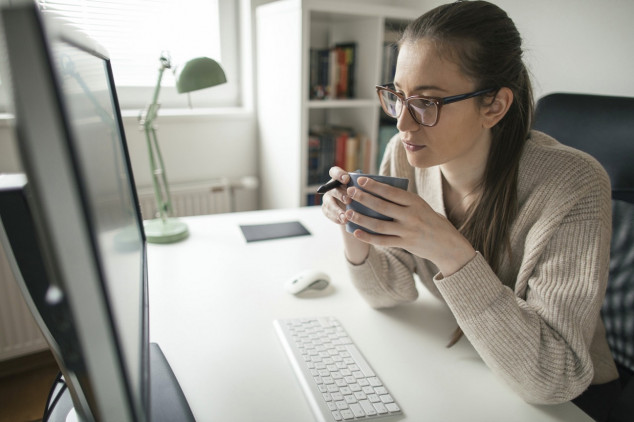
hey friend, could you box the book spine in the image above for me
[345,136,359,172]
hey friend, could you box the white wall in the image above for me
[391,0,634,100]
[2,0,634,211]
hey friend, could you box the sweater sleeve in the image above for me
[434,152,613,404]
[347,245,420,308]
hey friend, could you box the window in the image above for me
[3,0,239,111]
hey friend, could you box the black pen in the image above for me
[317,179,342,194]
[317,170,361,194]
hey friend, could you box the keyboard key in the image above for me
[386,403,401,413]
[368,377,382,387]
[350,403,365,418]
[374,402,388,415]
[380,394,394,404]
[360,400,377,416]
[336,401,348,410]
[340,409,355,420]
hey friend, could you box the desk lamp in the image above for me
[139,54,226,243]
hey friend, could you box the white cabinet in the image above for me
[256,0,419,209]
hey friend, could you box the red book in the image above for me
[334,129,349,170]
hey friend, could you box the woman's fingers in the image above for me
[322,195,346,225]
[346,178,408,222]
[354,177,410,206]
[323,167,351,204]
[328,166,351,184]
[321,166,353,225]
[345,208,392,235]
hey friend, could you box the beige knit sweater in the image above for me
[346,130,619,404]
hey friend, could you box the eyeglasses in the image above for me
[376,84,496,127]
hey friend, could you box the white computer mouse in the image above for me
[285,269,330,295]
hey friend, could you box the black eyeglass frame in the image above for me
[376,84,497,127]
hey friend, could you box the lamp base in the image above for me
[143,218,189,244]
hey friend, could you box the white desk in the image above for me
[147,206,592,422]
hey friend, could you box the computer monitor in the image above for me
[0,2,193,420]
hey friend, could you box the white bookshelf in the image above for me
[256,0,419,209]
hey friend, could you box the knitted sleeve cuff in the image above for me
[433,252,508,321]
[346,246,419,308]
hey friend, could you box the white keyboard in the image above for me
[274,317,402,421]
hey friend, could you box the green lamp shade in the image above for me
[175,57,227,94]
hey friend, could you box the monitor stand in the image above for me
[149,342,195,421]
[45,343,194,421]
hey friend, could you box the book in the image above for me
[308,42,357,100]
[345,135,359,172]
[334,128,349,169]
[308,125,368,188]
[334,43,356,98]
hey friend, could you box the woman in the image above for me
[320,1,620,420]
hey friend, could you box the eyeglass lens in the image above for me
[378,89,438,126]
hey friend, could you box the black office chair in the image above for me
[534,93,634,422]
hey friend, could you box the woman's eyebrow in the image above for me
[393,82,448,94]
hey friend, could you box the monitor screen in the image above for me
[54,35,146,413]
[0,2,192,421]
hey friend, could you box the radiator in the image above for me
[0,244,48,362]
[136,178,233,219]
[0,178,239,361]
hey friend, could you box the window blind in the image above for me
[37,0,221,88]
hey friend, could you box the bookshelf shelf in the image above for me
[256,0,417,209]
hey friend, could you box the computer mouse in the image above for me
[286,269,330,295]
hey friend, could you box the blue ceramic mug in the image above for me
[345,172,409,234]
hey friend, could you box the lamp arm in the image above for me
[141,61,174,222]
[143,124,169,222]
[143,59,169,125]
[151,125,175,214]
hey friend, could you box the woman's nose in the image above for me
[396,105,420,133]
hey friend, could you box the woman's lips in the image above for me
[402,140,426,152]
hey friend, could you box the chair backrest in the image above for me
[534,92,634,375]
[534,93,634,203]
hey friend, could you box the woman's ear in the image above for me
[482,87,513,128]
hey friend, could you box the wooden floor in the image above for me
[0,350,59,422]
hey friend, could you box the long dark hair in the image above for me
[399,0,534,345]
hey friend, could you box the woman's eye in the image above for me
[412,99,433,108]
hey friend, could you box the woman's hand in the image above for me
[345,176,476,276]
[321,167,371,264]
[320,166,352,225]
